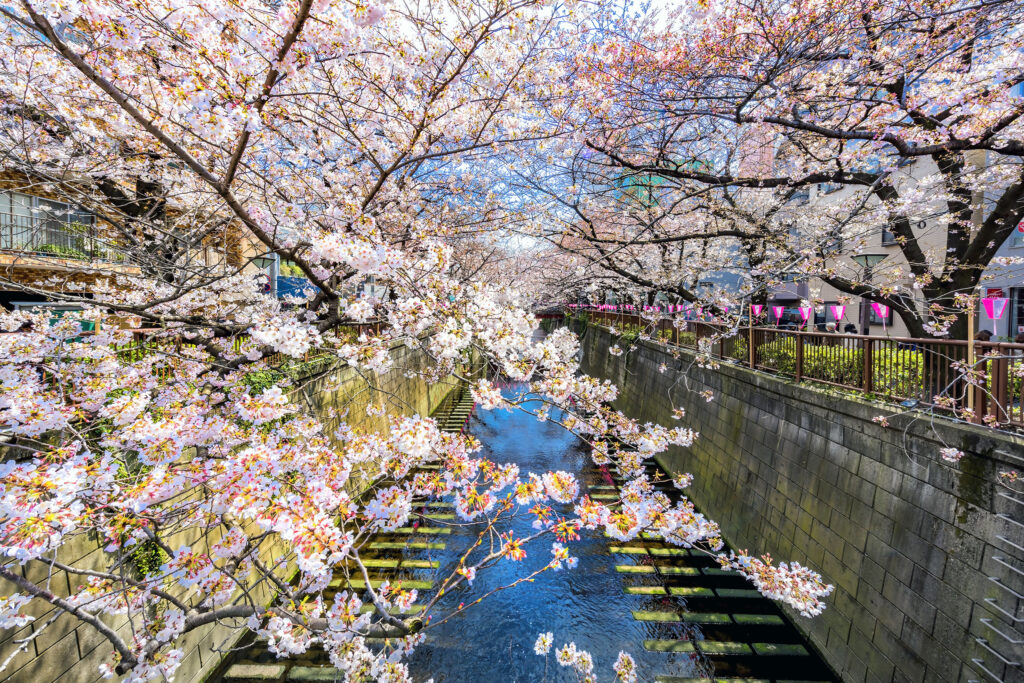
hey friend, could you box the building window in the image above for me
[1011,288,1024,338]
[869,304,893,326]
[881,226,897,246]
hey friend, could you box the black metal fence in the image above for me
[1,212,126,262]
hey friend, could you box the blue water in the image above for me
[406,391,706,681]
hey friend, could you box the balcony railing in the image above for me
[0,212,127,263]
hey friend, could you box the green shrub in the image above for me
[241,369,285,395]
[730,336,748,361]
[130,540,167,577]
[867,345,923,397]
[754,338,923,398]
[36,243,87,260]
[618,325,641,345]
[757,336,797,374]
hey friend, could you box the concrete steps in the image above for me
[586,460,837,682]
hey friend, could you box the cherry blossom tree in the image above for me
[574,0,1024,339]
[518,129,800,312]
[0,2,832,681]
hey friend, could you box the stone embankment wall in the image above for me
[297,339,460,439]
[570,320,1024,683]
[0,339,460,683]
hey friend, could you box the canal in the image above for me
[217,382,837,682]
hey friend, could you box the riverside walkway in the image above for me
[214,384,836,683]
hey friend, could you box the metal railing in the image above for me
[0,212,127,263]
[577,309,1024,430]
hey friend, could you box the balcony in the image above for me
[0,212,129,267]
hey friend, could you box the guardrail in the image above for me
[575,309,1024,430]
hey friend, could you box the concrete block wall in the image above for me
[298,339,461,439]
[571,321,1024,683]
[0,339,460,682]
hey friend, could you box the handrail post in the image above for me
[972,346,987,425]
[748,325,755,369]
[993,352,1009,423]
[796,332,804,382]
[862,337,873,393]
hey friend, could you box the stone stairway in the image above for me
[434,386,474,434]
[218,496,452,683]
[586,466,839,683]
[216,387,474,682]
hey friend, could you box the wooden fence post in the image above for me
[862,337,873,393]
[796,333,804,382]
[992,354,1009,422]
[748,325,755,369]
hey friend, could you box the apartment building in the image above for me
[782,155,953,338]
[978,219,1024,340]
[0,170,263,318]
[764,80,1024,338]
[766,150,1023,339]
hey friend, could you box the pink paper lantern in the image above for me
[872,302,890,330]
[831,304,846,321]
[983,297,1009,335]
[799,306,812,321]
[983,297,1008,320]
[772,305,785,323]
[751,304,764,317]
